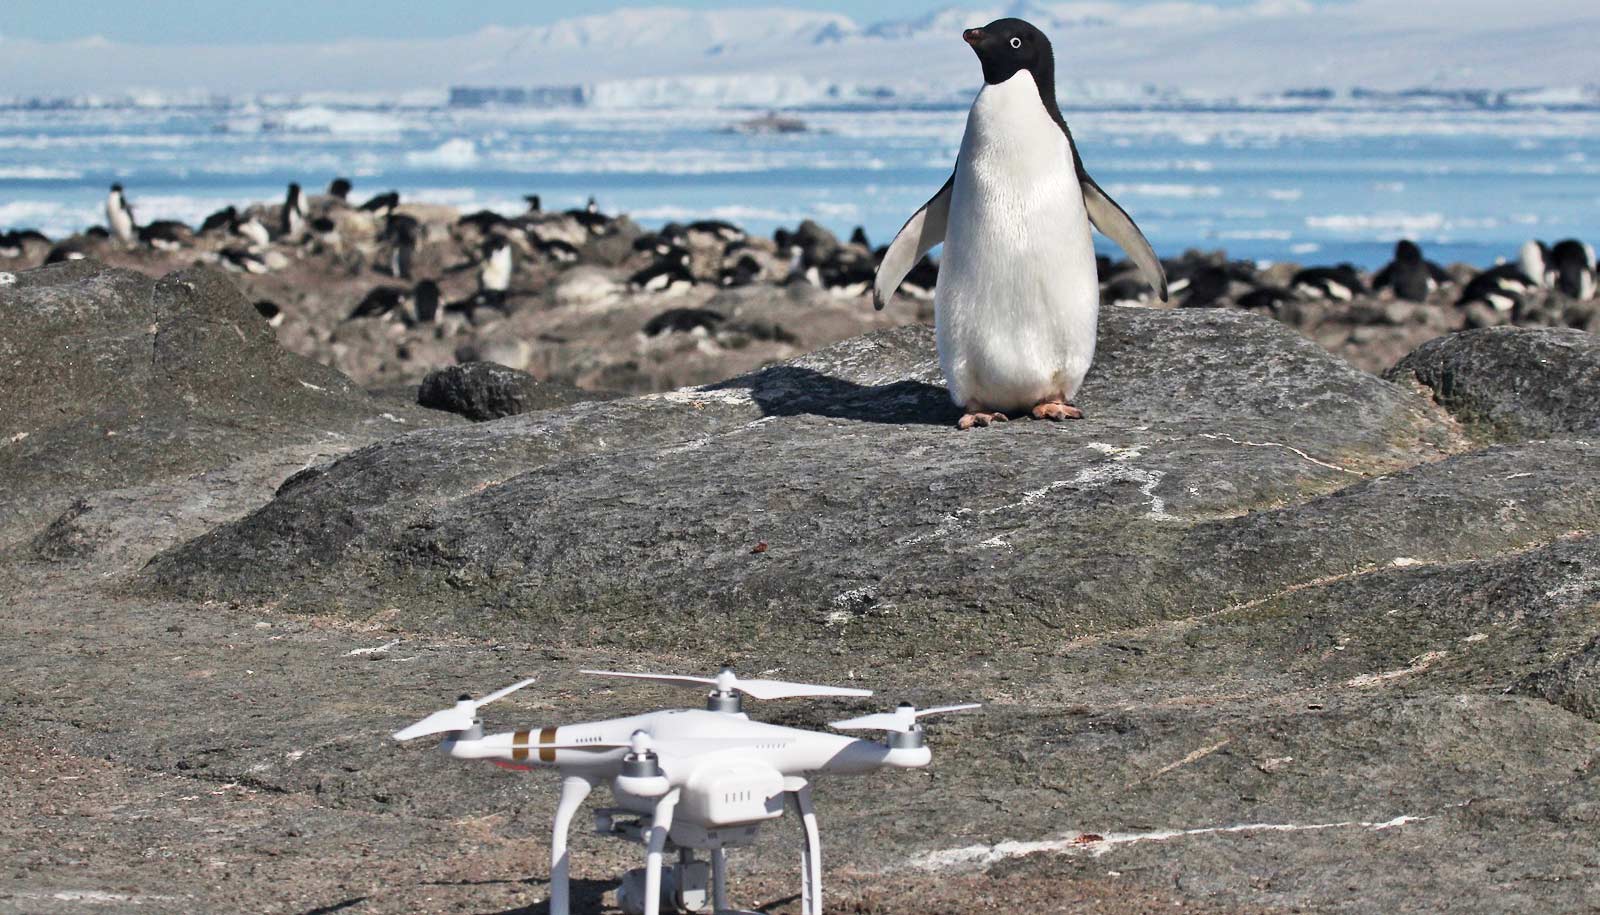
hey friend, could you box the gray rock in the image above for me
[1386,326,1600,440]
[417,360,614,421]
[1516,631,1600,722]
[0,260,450,545]
[144,307,1464,627]
[11,293,1600,913]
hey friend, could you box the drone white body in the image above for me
[394,669,976,915]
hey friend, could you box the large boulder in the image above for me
[1385,326,1600,440]
[0,260,449,547]
[145,306,1471,635]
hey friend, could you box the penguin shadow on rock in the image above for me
[704,366,959,426]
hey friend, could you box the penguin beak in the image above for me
[963,28,985,47]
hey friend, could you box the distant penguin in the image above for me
[782,244,818,287]
[46,241,91,264]
[388,217,418,280]
[1237,286,1299,314]
[199,206,238,235]
[569,203,609,234]
[820,259,875,298]
[1100,273,1154,308]
[1520,239,1553,288]
[1292,265,1367,301]
[873,18,1165,429]
[456,210,509,234]
[347,286,408,321]
[218,247,270,274]
[479,238,513,293]
[1551,238,1596,300]
[254,300,286,328]
[720,254,763,287]
[524,194,542,213]
[629,249,695,294]
[643,307,725,336]
[1458,264,1537,314]
[1176,265,1234,308]
[0,231,27,258]
[309,216,341,250]
[849,226,872,248]
[410,280,442,326]
[687,220,745,244]
[233,215,271,248]
[106,184,136,244]
[360,190,400,214]
[327,177,353,201]
[537,238,580,264]
[138,220,192,251]
[1372,240,1449,302]
[282,182,308,239]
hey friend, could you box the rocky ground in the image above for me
[4,257,1600,915]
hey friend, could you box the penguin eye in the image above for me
[1009,37,1022,49]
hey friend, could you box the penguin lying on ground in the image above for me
[873,18,1165,429]
[1292,264,1368,301]
[1458,264,1538,315]
[139,221,192,251]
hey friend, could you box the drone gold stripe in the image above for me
[513,730,530,761]
[539,726,558,762]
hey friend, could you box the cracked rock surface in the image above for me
[5,264,1600,914]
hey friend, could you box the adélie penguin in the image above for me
[106,184,136,244]
[872,18,1166,429]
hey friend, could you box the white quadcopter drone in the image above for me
[393,667,978,915]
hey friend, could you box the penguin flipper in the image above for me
[873,172,953,311]
[1081,176,1168,302]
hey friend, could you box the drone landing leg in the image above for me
[644,789,681,915]
[710,847,728,913]
[790,785,823,915]
[549,775,593,915]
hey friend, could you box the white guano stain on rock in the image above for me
[902,463,1177,546]
[911,815,1429,871]
[1199,431,1363,476]
[0,271,16,286]
[644,387,754,407]
[1345,650,1448,688]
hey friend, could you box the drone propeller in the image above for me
[582,667,872,701]
[831,702,981,733]
[393,676,538,741]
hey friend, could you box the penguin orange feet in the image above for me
[1031,401,1084,422]
[957,410,1010,430]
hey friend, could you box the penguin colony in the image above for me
[1,15,1594,407]
[3,169,1594,394]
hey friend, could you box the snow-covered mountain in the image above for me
[1,1,1596,106]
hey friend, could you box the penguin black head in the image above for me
[110,183,124,194]
[1395,240,1422,263]
[328,177,352,200]
[963,18,1053,86]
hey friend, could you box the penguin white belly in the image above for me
[936,71,1098,412]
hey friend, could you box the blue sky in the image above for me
[2,0,1274,44]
